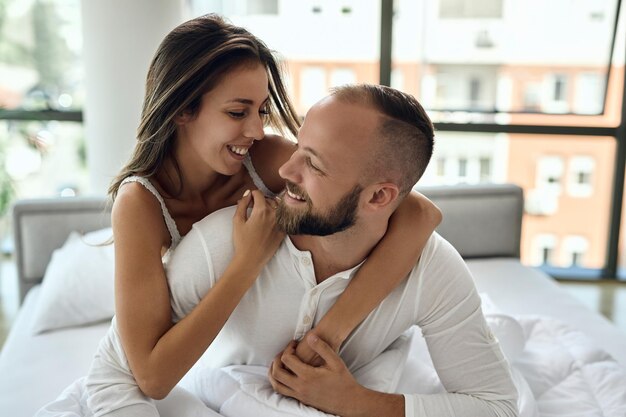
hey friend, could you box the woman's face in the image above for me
[176,63,270,176]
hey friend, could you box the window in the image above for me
[300,67,327,110]
[436,157,446,177]
[543,74,569,113]
[246,0,278,15]
[563,236,589,267]
[440,0,503,19]
[330,68,356,88]
[390,68,404,91]
[523,83,542,111]
[568,156,594,197]
[458,158,468,177]
[0,0,86,207]
[533,234,557,266]
[469,78,481,106]
[536,156,564,195]
[479,157,491,182]
[575,73,604,115]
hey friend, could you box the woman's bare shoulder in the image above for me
[112,182,169,247]
[249,134,296,193]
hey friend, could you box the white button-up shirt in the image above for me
[166,206,517,416]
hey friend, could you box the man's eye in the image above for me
[306,157,322,173]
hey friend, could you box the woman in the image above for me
[39,14,441,416]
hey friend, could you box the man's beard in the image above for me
[276,182,362,236]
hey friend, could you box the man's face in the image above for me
[276,96,380,236]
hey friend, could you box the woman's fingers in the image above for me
[234,189,252,222]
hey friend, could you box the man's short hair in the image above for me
[330,84,434,198]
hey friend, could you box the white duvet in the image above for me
[37,310,626,417]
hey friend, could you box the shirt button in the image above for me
[302,315,312,326]
[301,257,311,266]
[310,288,318,297]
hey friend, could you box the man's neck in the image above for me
[289,220,388,284]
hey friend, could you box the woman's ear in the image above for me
[365,183,399,211]
[174,112,193,125]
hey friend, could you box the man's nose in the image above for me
[278,152,301,183]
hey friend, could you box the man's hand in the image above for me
[268,334,364,416]
[294,329,340,367]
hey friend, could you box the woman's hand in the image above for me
[232,189,285,270]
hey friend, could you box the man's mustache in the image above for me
[284,181,309,202]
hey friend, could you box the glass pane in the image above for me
[0,120,89,208]
[188,0,381,116]
[393,0,621,123]
[0,0,84,111]
[419,133,615,270]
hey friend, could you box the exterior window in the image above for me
[330,68,356,88]
[479,157,491,182]
[536,156,564,195]
[300,67,326,110]
[391,68,404,91]
[436,157,446,177]
[458,158,468,177]
[523,83,542,111]
[543,74,569,113]
[469,78,481,107]
[554,76,566,101]
[563,236,589,267]
[568,156,594,197]
[440,0,503,18]
[532,234,557,266]
[246,0,278,14]
[574,73,604,115]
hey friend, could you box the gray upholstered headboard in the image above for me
[12,183,523,304]
[415,183,523,259]
[13,197,112,303]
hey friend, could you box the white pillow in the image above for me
[30,228,115,334]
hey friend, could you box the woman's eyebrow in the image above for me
[225,96,270,105]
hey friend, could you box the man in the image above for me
[167,84,518,417]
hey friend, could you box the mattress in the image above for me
[0,286,109,417]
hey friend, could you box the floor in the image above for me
[1,257,626,350]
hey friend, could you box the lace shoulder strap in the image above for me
[120,176,182,248]
[243,154,277,198]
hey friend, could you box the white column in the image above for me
[81,0,185,194]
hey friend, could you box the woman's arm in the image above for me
[114,187,283,399]
[297,191,442,362]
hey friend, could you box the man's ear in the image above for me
[364,183,400,211]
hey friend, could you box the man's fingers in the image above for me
[306,334,339,368]
[280,348,310,377]
[268,368,298,399]
[270,355,299,386]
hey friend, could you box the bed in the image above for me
[1,184,625,417]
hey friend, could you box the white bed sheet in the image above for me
[468,258,626,366]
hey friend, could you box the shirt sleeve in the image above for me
[166,225,216,322]
[407,236,519,417]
